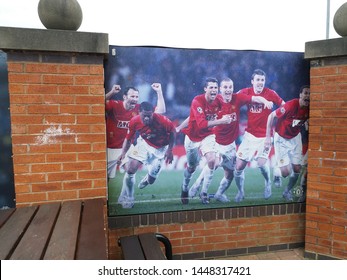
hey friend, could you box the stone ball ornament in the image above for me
[333,2,347,37]
[38,0,83,31]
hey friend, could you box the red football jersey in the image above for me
[105,100,140,148]
[238,87,283,137]
[182,94,223,142]
[214,94,252,145]
[126,113,175,148]
[275,98,309,139]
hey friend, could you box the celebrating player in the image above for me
[179,77,233,204]
[234,69,285,202]
[105,83,166,179]
[189,78,273,203]
[116,102,175,208]
[265,85,310,201]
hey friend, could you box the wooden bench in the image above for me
[118,232,172,260]
[0,198,107,260]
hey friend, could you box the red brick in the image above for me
[75,95,104,104]
[74,75,104,85]
[63,180,92,190]
[311,67,338,76]
[43,94,75,104]
[8,84,25,94]
[7,63,24,72]
[42,74,73,84]
[93,179,107,188]
[59,85,89,94]
[62,143,91,153]
[79,188,106,198]
[60,104,89,114]
[32,182,62,192]
[44,115,75,124]
[78,170,106,179]
[47,190,78,200]
[11,95,43,104]
[16,192,47,203]
[31,163,61,173]
[58,64,90,74]
[9,73,42,84]
[92,161,107,170]
[47,172,78,182]
[89,65,104,75]
[26,63,58,73]
[46,153,77,163]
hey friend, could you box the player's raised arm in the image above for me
[152,83,166,114]
[105,84,121,100]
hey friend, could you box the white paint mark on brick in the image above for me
[35,124,78,145]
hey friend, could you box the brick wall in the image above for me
[305,61,347,259]
[7,51,107,206]
[109,204,305,260]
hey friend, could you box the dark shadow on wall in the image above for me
[0,51,15,209]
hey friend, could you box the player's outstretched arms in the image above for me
[252,96,273,109]
[176,117,189,132]
[207,114,232,127]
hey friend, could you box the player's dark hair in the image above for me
[123,86,139,97]
[139,101,154,112]
[299,85,310,93]
[252,69,266,79]
[204,77,218,87]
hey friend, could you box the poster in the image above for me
[104,46,310,216]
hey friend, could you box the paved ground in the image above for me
[217,248,306,260]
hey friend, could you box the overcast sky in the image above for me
[0,0,346,52]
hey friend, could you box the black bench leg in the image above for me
[155,233,172,260]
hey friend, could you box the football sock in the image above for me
[124,172,135,198]
[287,171,300,190]
[234,169,245,192]
[182,168,194,191]
[259,164,270,184]
[194,165,207,188]
[201,167,214,194]
[216,177,232,195]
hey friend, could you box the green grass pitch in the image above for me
[107,167,305,216]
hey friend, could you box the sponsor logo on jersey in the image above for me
[292,119,305,127]
[117,120,130,129]
[249,103,263,113]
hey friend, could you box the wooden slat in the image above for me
[75,198,107,259]
[0,206,37,259]
[43,200,82,260]
[138,233,167,260]
[119,235,146,260]
[10,203,60,260]
[0,208,15,228]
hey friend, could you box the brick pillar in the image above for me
[305,38,347,260]
[0,27,109,206]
